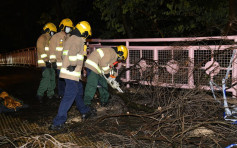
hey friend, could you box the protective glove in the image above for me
[52,62,57,69]
[45,61,51,68]
[67,65,76,72]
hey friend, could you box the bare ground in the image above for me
[0,66,237,147]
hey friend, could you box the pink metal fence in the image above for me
[0,36,237,96]
[0,47,37,66]
[87,36,237,96]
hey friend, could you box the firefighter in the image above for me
[49,21,93,130]
[36,22,57,103]
[84,45,128,108]
[49,18,74,99]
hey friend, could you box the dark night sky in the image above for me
[0,1,45,51]
[0,0,96,53]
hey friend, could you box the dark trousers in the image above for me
[53,79,90,126]
[56,69,65,97]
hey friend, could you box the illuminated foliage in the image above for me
[93,0,229,38]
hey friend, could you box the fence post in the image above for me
[232,39,237,98]
[126,41,130,88]
[188,47,195,88]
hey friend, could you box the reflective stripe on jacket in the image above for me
[49,31,70,69]
[59,35,86,81]
[85,47,118,74]
[36,33,51,67]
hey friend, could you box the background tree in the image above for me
[93,0,229,38]
[0,0,233,52]
[224,0,237,35]
[37,0,104,38]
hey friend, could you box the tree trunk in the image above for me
[121,14,134,38]
[120,0,134,38]
[224,0,237,35]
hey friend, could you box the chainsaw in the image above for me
[102,74,124,93]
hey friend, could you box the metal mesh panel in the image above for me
[142,50,153,65]
[157,67,172,83]
[194,69,232,87]
[130,68,140,81]
[214,50,233,67]
[158,50,172,65]
[193,69,209,86]
[194,50,211,67]
[174,50,189,67]
[174,68,189,84]
[140,66,155,82]
[129,50,140,64]
[214,70,232,87]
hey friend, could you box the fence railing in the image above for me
[87,36,237,96]
[0,47,37,66]
[1,36,237,96]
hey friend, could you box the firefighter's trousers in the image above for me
[37,67,56,97]
[53,79,90,126]
[56,69,65,97]
[84,69,109,105]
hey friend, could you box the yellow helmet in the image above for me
[117,45,128,61]
[75,21,92,38]
[43,22,57,33]
[59,18,74,31]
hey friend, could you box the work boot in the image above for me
[48,96,53,99]
[82,110,97,120]
[48,124,64,131]
[81,111,92,120]
[53,94,63,99]
[82,106,97,120]
[36,95,43,103]
[90,105,97,113]
[100,102,108,107]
